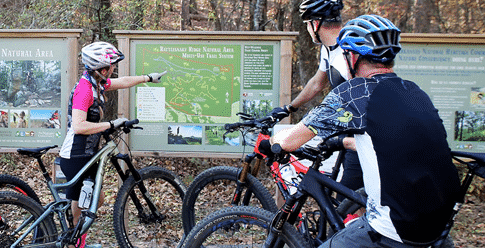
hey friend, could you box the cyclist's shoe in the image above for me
[77,233,102,248]
[343,213,360,226]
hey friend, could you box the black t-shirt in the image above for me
[303,73,460,243]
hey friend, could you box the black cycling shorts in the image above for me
[59,156,99,201]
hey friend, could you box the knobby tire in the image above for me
[113,166,186,248]
[181,206,311,248]
[181,166,278,235]
[0,192,57,247]
[0,174,41,204]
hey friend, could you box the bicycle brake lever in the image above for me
[222,131,229,142]
[237,112,254,121]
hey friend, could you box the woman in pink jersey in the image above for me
[59,41,166,248]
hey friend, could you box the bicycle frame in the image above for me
[12,141,118,247]
[13,122,160,247]
[266,151,366,246]
[265,148,485,247]
[227,114,347,212]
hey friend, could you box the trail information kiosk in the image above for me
[115,31,298,157]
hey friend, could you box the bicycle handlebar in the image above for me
[224,115,276,133]
[104,119,142,140]
[271,141,336,166]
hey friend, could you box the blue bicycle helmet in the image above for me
[300,0,343,22]
[337,15,401,63]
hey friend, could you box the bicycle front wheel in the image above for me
[113,166,186,248]
[0,192,57,247]
[181,206,311,248]
[182,166,278,236]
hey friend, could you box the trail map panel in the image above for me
[129,40,281,153]
[135,43,240,123]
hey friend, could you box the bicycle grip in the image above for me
[125,119,139,128]
[271,143,283,154]
[224,122,241,131]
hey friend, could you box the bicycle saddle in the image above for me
[17,145,58,157]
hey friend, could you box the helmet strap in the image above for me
[94,70,108,85]
[308,20,324,45]
[313,19,325,44]
[343,50,361,78]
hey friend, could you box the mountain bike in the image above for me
[180,141,475,248]
[0,119,187,248]
[181,113,347,238]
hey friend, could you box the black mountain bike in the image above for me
[0,119,187,248]
[180,140,473,247]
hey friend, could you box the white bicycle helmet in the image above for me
[81,42,125,71]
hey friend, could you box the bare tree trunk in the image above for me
[181,0,191,30]
[99,0,112,40]
[209,0,222,30]
[413,0,435,33]
[249,0,256,31]
[253,0,268,30]
[189,0,199,14]
[274,0,286,31]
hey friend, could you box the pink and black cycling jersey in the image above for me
[59,71,111,159]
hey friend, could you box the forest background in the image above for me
[2,0,483,122]
[1,1,485,246]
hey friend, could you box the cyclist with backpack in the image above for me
[260,15,460,247]
[59,41,166,248]
[269,0,363,202]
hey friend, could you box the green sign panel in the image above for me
[394,43,485,152]
[129,40,280,153]
[0,38,69,148]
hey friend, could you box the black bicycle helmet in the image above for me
[337,15,401,63]
[300,0,344,22]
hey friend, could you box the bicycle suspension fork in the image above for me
[112,154,165,222]
[232,153,263,206]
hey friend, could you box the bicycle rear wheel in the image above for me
[113,166,186,248]
[182,166,278,236]
[181,206,310,248]
[0,174,41,204]
[0,192,57,247]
